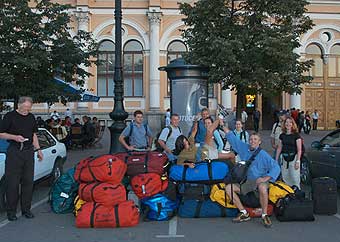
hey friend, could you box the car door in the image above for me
[311,130,340,180]
[34,130,57,180]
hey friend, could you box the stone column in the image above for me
[221,88,232,109]
[147,11,162,111]
[75,8,90,110]
[290,93,301,109]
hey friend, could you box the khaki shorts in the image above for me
[239,180,269,195]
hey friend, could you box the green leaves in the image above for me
[0,0,98,104]
[180,0,314,97]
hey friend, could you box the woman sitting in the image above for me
[173,117,235,168]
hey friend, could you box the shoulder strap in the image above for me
[269,182,293,194]
[166,126,173,140]
[128,122,133,138]
[241,131,246,142]
[273,122,279,134]
[246,147,262,166]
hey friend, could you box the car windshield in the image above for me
[0,139,9,153]
[321,130,340,147]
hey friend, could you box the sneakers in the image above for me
[261,215,272,228]
[232,212,251,223]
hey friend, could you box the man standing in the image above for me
[82,116,96,147]
[119,110,153,150]
[253,109,261,132]
[312,109,319,130]
[158,113,182,162]
[0,97,43,221]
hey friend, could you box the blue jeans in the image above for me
[166,152,178,163]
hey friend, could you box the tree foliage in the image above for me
[180,0,314,97]
[0,0,98,105]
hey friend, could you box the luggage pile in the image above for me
[51,150,338,228]
[115,151,178,221]
[169,160,239,218]
[73,154,139,228]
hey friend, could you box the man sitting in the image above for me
[222,121,280,228]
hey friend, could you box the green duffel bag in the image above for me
[50,168,79,214]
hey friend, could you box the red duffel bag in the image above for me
[76,201,139,228]
[79,183,126,206]
[245,204,274,218]
[130,173,168,199]
[74,155,127,184]
[115,151,169,177]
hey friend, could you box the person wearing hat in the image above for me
[270,112,286,159]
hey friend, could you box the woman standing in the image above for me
[304,111,311,134]
[275,117,302,188]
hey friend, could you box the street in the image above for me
[1,129,340,242]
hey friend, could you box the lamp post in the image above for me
[109,0,128,154]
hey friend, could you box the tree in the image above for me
[0,0,98,106]
[180,0,314,116]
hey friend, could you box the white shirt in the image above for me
[312,112,319,120]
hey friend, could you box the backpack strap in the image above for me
[194,200,203,218]
[241,131,246,143]
[164,126,173,141]
[269,182,294,194]
[114,204,120,228]
[245,147,262,167]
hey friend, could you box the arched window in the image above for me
[97,40,115,97]
[328,44,340,78]
[305,44,323,77]
[123,40,143,97]
[166,40,187,96]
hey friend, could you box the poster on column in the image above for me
[171,78,208,136]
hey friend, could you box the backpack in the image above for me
[233,130,247,143]
[50,168,79,214]
[124,122,148,146]
[155,126,181,152]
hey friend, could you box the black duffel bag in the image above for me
[275,194,315,222]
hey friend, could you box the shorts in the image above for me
[239,180,269,195]
[203,144,219,160]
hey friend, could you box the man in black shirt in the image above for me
[0,97,43,221]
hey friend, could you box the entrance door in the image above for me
[262,94,282,130]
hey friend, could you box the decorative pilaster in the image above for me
[75,8,90,110]
[290,93,301,109]
[147,10,162,111]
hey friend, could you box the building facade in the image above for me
[32,0,340,130]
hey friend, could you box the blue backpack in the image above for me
[141,193,179,221]
[50,168,79,214]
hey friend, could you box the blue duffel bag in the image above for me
[178,198,238,218]
[169,161,229,184]
[141,194,179,221]
[178,183,211,200]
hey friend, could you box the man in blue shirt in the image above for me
[119,110,153,151]
[222,121,280,228]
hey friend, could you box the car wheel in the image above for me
[49,158,64,185]
[0,176,6,212]
[300,156,311,185]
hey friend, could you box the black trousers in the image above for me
[312,119,318,130]
[5,145,34,215]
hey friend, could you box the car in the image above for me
[0,128,67,210]
[301,129,340,185]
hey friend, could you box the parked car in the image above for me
[0,128,67,210]
[301,129,340,185]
